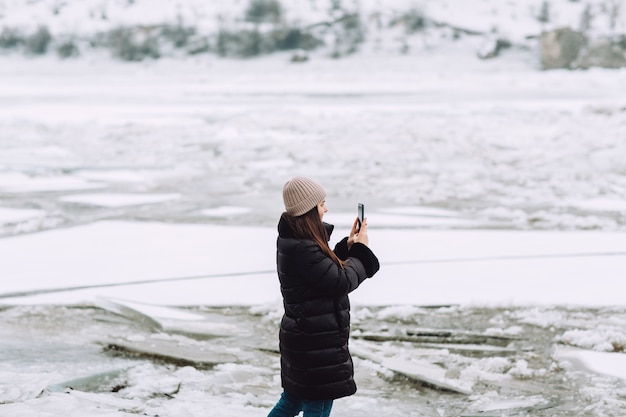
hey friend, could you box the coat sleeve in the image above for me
[333,237,350,260]
[348,242,380,278]
[334,237,380,278]
[294,240,368,296]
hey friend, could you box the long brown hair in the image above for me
[281,207,345,269]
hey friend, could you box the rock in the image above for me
[577,38,626,69]
[290,48,309,62]
[540,27,586,69]
[477,36,512,60]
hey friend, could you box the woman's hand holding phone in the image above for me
[356,217,369,246]
[350,217,369,247]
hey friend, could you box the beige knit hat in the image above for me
[283,177,326,216]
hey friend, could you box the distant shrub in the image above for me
[216,26,321,57]
[537,1,551,24]
[579,4,593,32]
[108,26,160,61]
[245,0,283,24]
[0,27,23,49]
[186,37,211,55]
[57,39,80,58]
[87,24,205,60]
[389,9,427,34]
[328,13,364,58]
[216,28,264,57]
[161,24,195,48]
[25,26,52,54]
[272,27,321,51]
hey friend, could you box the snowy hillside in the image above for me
[0,0,625,65]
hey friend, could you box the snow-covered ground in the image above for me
[1,1,626,413]
[1,52,625,415]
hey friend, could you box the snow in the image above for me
[97,298,206,322]
[1,220,626,307]
[59,193,181,207]
[201,206,252,218]
[74,169,151,183]
[468,393,547,413]
[0,221,275,297]
[1,1,626,415]
[566,198,626,213]
[0,207,45,224]
[0,172,105,193]
[555,347,626,382]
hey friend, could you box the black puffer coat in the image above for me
[276,217,380,400]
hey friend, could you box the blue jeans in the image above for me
[268,391,333,417]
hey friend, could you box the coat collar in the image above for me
[324,222,334,239]
[278,216,334,241]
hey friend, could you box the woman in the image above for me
[268,177,380,417]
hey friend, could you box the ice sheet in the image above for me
[1,221,625,307]
[0,172,105,193]
[201,206,252,218]
[0,207,45,224]
[555,347,626,382]
[59,193,181,207]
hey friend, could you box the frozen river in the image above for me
[1,54,626,233]
[1,53,626,416]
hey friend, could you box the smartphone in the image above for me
[357,203,364,231]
